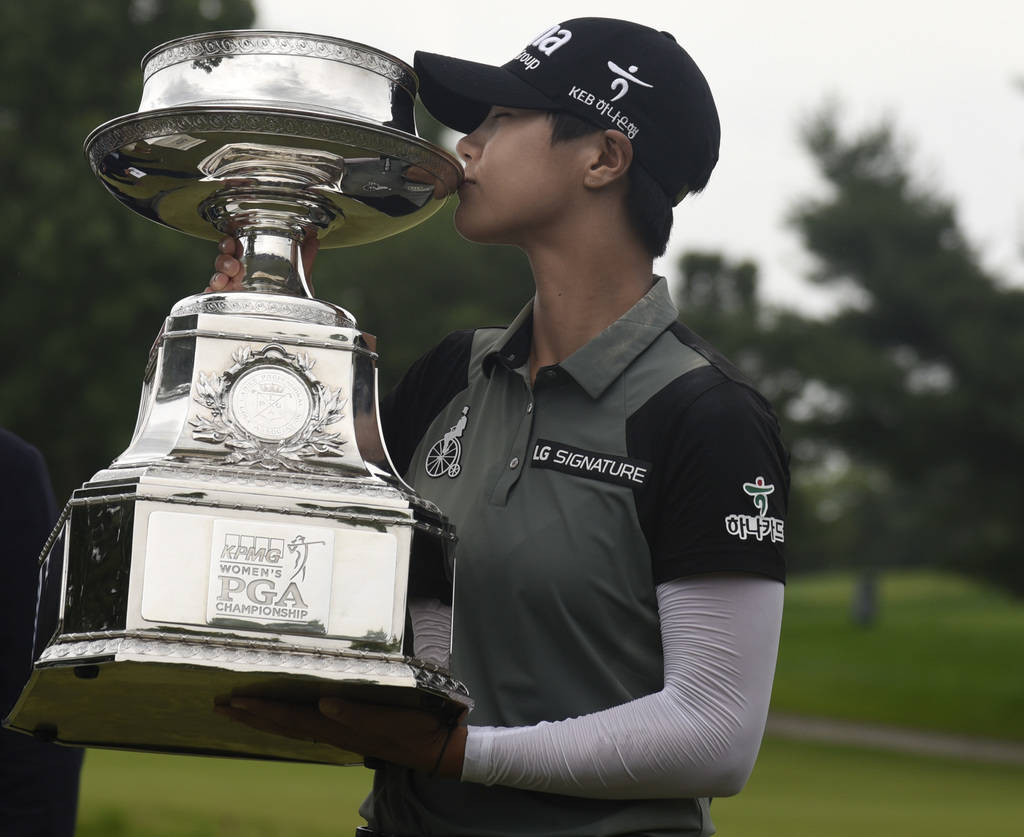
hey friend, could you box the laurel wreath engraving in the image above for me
[190,344,346,472]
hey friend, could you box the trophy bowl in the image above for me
[5,31,470,766]
[87,30,462,294]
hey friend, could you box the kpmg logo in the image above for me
[219,533,283,564]
[214,533,310,620]
[207,522,335,631]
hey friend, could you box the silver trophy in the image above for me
[5,31,470,765]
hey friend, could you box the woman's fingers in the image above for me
[206,272,229,292]
[219,236,242,257]
[205,237,244,293]
[215,694,465,775]
[315,697,455,772]
[214,252,241,277]
[216,698,334,744]
[300,234,319,279]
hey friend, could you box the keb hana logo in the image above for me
[725,476,784,544]
[606,61,653,102]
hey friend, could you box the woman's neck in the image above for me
[525,237,655,382]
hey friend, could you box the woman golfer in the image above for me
[214,17,787,836]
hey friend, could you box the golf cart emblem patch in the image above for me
[425,406,470,478]
[725,476,785,544]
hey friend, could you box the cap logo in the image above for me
[567,84,641,140]
[529,24,573,56]
[607,62,653,102]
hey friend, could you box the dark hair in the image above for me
[548,111,673,258]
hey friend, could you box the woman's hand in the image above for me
[206,236,245,293]
[204,234,322,293]
[215,695,467,779]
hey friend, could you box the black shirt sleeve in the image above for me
[379,331,475,607]
[380,330,475,478]
[1,430,57,716]
[627,367,789,584]
[0,429,83,836]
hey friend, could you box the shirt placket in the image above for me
[488,364,542,506]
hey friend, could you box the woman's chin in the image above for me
[453,209,513,247]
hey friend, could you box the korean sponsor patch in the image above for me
[724,476,785,543]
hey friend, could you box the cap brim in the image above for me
[414,52,555,134]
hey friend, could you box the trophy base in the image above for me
[6,632,467,765]
[5,271,471,764]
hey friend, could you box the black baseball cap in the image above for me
[414,17,720,205]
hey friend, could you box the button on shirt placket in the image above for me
[488,365,546,505]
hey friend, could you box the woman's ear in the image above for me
[582,130,633,192]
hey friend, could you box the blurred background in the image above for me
[1,1,1022,834]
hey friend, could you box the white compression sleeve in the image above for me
[461,574,784,799]
[408,597,452,667]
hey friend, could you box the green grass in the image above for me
[770,570,1024,740]
[711,735,1024,836]
[76,749,371,836]
[74,569,1024,834]
[77,737,1024,836]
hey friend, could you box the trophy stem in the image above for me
[236,229,314,297]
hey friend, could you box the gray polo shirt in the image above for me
[368,278,788,836]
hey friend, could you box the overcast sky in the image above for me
[252,0,1023,313]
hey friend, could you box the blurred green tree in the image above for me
[0,0,257,500]
[0,3,534,502]
[678,107,1024,594]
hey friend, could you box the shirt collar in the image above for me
[483,301,534,375]
[483,277,679,398]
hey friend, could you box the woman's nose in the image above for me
[456,131,477,162]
